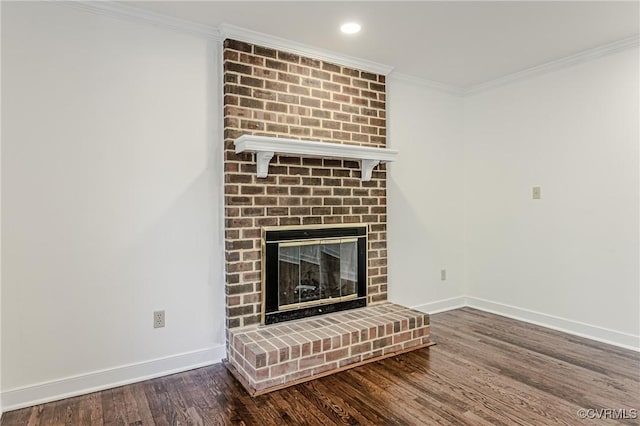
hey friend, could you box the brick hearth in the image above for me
[227,302,432,395]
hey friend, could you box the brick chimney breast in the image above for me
[223,39,388,331]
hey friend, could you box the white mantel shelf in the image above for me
[234,135,398,181]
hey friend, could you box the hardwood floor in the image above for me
[2,308,639,425]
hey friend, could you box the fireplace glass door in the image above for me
[278,239,358,309]
[262,225,367,324]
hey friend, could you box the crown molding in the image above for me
[66,1,222,40]
[63,3,393,75]
[369,34,639,97]
[464,34,640,95]
[56,3,640,96]
[219,23,394,76]
[388,72,465,96]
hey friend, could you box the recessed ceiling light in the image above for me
[340,22,361,34]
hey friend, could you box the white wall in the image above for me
[1,2,225,410]
[464,49,639,347]
[0,1,3,416]
[387,77,466,312]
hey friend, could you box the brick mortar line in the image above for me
[223,60,386,89]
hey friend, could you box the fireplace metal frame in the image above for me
[261,224,368,325]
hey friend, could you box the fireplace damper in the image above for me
[261,225,367,325]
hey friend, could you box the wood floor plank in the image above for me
[2,308,638,426]
[180,368,229,426]
[442,308,639,380]
[25,404,45,426]
[399,349,577,425]
[295,380,360,425]
[312,374,394,425]
[75,394,94,425]
[347,363,471,425]
[141,381,172,426]
[207,365,278,425]
[433,320,637,411]
[370,353,536,425]
[284,386,338,425]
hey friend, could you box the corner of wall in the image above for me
[460,90,471,300]
[209,36,227,350]
[386,75,466,309]
[1,0,5,416]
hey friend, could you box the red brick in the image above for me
[280,217,300,226]
[313,362,338,375]
[301,342,311,357]
[325,348,349,361]
[351,341,371,355]
[285,368,313,383]
[254,45,277,58]
[339,355,362,368]
[290,206,311,215]
[322,81,340,92]
[270,360,299,377]
[299,354,324,369]
[303,216,322,225]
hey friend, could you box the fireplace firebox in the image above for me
[261,225,367,325]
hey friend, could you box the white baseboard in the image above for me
[412,296,469,314]
[1,345,226,413]
[3,297,638,413]
[465,297,640,352]
[412,295,639,351]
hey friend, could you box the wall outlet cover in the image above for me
[153,310,165,328]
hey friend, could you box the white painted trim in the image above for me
[0,0,3,418]
[391,35,639,96]
[389,72,465,96]
[464,35,640,95]
[66,1,222,40]
[62,3,637,97]
[411,296,639,351]
[412,296,469,315]
[62,3,393,75]
[1,346,226,413]
[215,39,229,361]
[234,135,398,181]
[2,296,637,413]
[466,297,640,352]
[219,23,394,76]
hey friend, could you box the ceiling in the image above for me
[128,1,639,89]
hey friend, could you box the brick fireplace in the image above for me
[223,39,431,394]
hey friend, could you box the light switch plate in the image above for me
[532,186,541,200]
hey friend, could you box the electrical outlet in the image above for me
[440,269,447,281]
[532,186,541,200]
[153,310,165,328]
